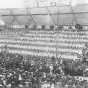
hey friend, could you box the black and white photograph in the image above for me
[0,0,88,88]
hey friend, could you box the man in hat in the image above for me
[82,43,88,63]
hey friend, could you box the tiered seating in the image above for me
[0,31,56,57]
[0,29,88,59]
[57,30,88,59]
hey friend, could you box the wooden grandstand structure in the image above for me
[0,1,88,61]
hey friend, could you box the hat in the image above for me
[85,43,88,47]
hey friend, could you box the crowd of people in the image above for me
[0,50,87,88]
[0,43,88,88]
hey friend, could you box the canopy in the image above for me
[0,2,88,26]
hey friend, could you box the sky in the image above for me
[0,0,88,8]
[0,0,24,8]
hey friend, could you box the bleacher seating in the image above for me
[0,28,88,60]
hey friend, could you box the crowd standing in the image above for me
[0,48,88,88]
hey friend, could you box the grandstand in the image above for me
[0,28,87,60]
[0,0,88,61]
